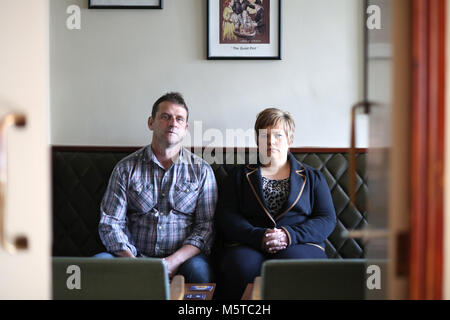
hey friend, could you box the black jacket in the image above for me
[215,153,337,251]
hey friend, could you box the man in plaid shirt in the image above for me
[97,92,218,283]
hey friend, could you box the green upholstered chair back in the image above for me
[52,257,169,300]
[261,259,367,300]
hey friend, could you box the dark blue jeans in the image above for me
[93,252,213,283]
[216,244,327,300]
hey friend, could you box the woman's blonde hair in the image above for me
[254,107,295,144]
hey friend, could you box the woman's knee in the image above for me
[216,246,265,300]
[272,244,327,259]
[220,246,264,279]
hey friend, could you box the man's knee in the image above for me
[93,252,115,259]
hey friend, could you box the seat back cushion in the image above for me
[261,259,366,300]
[52,257,169,299]
[52,148,367,259]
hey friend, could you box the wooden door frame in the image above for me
[410,0,446,300]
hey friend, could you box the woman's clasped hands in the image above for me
[261,228,288,254]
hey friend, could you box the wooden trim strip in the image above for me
[52,145,368,154]
[425,0,445,300]
[410,0,445,300]
[51,146,143,153]
[410,0,429,300]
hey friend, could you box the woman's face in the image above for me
[258,125,291,165]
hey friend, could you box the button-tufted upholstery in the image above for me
[52,147,367,259]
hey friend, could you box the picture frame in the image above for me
[207,0,281,60]
[89,0,163,9]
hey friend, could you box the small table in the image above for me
[184,283,216,300]
[241,283,254,300]
[241,277,261,300]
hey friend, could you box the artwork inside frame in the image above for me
[89,0,163,9]
[207,0,281,60]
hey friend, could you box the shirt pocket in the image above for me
[127,182,156,214]
[173,180,200,215]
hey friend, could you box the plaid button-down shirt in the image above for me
[99,145,218,257]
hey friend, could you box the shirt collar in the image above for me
[145,144,187,169]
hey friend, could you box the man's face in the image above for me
[148,101,189,148]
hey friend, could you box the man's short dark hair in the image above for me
[151,92,189,121]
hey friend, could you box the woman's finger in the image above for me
[266,240,287,248]
[268,246,286,253]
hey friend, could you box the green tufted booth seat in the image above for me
[52,146,368,261]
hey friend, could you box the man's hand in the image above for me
[114,249,136,258]
[163,245,200,279]
[261,228,288,254]
[162,255,183,279]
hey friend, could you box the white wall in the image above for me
[50,0,365,147]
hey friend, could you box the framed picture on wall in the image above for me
[89,0,163,9]
[207,0,281,60]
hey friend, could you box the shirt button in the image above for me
[158,226,162,230]
[154,212,159,217]
[161,193,166,198]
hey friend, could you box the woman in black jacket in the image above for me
[215,108,337,299]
